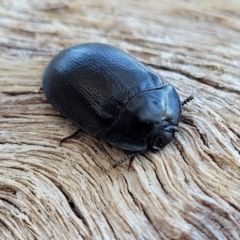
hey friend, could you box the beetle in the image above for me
[42,43,193,168]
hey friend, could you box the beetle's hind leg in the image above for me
[182,95,194,106]
[60,129,82,146]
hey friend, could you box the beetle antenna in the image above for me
[113,153,137,168]
[182,95,194,106]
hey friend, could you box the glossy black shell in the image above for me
[42,43,182,151]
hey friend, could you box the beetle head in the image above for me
[148,120,177,150]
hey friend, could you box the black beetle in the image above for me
[42,43,193,168]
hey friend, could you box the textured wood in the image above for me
[1,0,240,239]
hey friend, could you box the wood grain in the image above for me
[0,0,240,239]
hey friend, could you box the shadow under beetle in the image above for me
[42,43,193,168]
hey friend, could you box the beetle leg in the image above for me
[39,87,43,93]
[60,129,82,146]
[128,155,136,170]
[181,95,194,106]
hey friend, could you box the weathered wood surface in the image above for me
[1,0,240,239]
